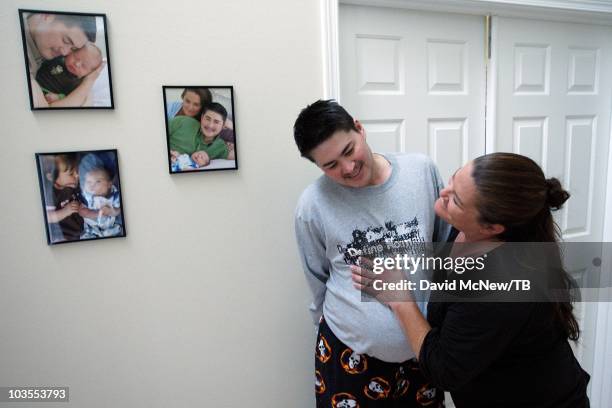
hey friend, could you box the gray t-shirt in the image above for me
[295,153,450,362]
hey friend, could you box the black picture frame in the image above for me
[35,149,127,245]
[162,86,238,174]
[19,9,114,110]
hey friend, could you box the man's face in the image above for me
[200,110,224,140]
[32,15,88,60]
[65,44,100,78]
[309,121,377,188]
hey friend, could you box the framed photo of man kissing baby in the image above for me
[19,9,114,110]
[35,149,127,245]
[162,86,238,174]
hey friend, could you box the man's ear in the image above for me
[46,173,53,182]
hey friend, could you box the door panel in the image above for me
[339,4,486,183]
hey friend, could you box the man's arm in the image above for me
[197,138,228,160]
[294,214,330,326]
[45,63,105,108]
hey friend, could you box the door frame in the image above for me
[321,1,612,406]
[322,0,612,100]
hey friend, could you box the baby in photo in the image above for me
[78,153,122,239]
[171,153,199,172]
[35,42,103,102]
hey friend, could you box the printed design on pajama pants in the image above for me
[314,316,443,408]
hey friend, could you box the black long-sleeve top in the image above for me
[420,247,590,407]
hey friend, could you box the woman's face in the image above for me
[434,161,492,239]
[181,91,202,118]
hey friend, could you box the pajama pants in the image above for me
[315,316,444,408]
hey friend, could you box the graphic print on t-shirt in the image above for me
[336,217,424,265]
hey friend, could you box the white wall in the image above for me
[0,1,323,406]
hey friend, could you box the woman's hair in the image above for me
[471,152,579,340]
[179,88,213,118]
[472,153,569,242]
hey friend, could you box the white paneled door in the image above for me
[339,4,486,183]
[495,17,612,244]
[339,5,612,406]
[495,17,612,390]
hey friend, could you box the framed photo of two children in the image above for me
[35,150,126,245]
[163,86,238,174]
[19,9,114,110]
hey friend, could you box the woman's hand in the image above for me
[353,256,431,359]
[350,256,414,306]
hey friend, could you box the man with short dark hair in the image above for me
[294,100,449,407]
[22,12,102,107]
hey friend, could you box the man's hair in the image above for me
[202,102,228,123]
[293,99,358,160]
[54,14,97,43]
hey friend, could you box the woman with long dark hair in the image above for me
[166,88,213,120]
[352,153,589,407]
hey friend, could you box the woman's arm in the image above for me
[420,302,533,390]
[350,262,431,357]
[351,260,532,391]
[389,302,431,358]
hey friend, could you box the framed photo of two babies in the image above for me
[19,9,114,110]
[162,86,238,174]
[35,150,126,245]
